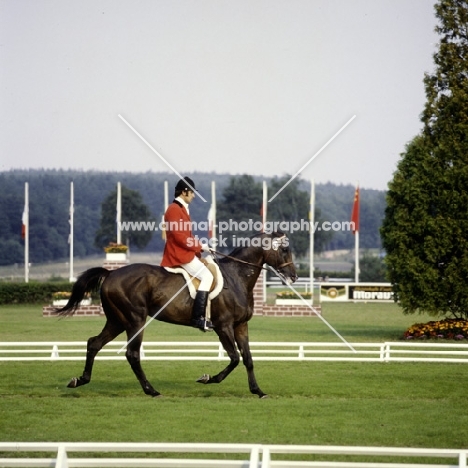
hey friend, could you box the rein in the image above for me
[208,248,293,272]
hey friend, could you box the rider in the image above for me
[160,177,214,332]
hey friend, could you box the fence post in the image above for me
[385,342,391,362]
[459,451,467,468]
[218,344,224,360]
[140,344,145,360]
[249,445,260,468]
[299,345,304,360]
[55,444,69,468]
[262,446,271,468]
[51,345,60,360]
[379,343,385,362]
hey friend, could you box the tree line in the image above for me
[0,169,386,265]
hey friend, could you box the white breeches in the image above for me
[181,257,214,292]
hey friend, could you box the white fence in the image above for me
[1,341,468,363]
[0,442,466,468]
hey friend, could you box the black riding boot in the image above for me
[191,290,214,332]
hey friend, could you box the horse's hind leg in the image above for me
[125,327,160,397]
[234,322,267,399]
[68,320,123,389]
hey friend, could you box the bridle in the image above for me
[208,235,294,276]
[209,249,273,272]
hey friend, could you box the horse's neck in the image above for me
[233,246,264,268]
[230,247,265,290]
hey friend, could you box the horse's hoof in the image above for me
[259,394,269,399]
[196,374,211,384]
[152,393,163,398]
[67,377,78,388]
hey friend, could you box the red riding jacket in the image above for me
[160,200,202,267]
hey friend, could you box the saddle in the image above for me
[163,256,224,300]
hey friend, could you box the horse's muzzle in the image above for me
[279,273,297,286]
[285,276,298,286]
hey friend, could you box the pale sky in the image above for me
[0,0,438,190]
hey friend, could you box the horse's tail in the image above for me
[55,267,110,316]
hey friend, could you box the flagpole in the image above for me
[24,182,29,283]
[69,181,74,282]
[352,182,360,283]
[162,181,169,241]
[310,179,315,302]
[355,230,359,283]
[262,181,267,302]
[164,180,169,210]
[116,182,122,244]
[210,181,216,241]
[262,181,267,230]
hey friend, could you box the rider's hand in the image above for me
[201,243,211,252]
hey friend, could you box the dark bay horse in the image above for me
[57,232,297,398]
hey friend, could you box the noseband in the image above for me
[275,260,295,271]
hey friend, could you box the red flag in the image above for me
[21,208,27,239]
[351,186,359,234]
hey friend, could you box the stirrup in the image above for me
[202,320,214,332]
[192,318,214,332]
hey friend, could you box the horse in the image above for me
[57,232,297,398]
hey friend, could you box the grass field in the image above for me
[0,302,432,342]
[1,303,468,454]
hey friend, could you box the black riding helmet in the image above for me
[175,177,195,193]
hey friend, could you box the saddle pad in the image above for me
[163,256,224,300]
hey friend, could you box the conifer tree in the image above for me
[381,0,468,318]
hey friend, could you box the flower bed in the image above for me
[104,243,128,261]
[404,319,468,340]
[275,291,313,306]
[51,291,73,301]
[276,291,312,300]
[104,243,128,253]
[51,291,91,307]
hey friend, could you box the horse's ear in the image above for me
[272,234,288,251]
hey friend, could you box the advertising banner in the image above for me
[320,283,394,302]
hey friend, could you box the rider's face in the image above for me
[181,190,195,204]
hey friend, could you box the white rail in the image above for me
[1,341,468,363]
[0,442,466,468]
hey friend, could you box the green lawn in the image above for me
[1,360,468,450]
[1,303,467,453]
[0,301,434,343]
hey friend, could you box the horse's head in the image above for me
[261,232,298,285]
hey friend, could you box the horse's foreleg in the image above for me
[68,320,123,389]
[234,322,267,399]
[197,326,240,385]
[125,328,160,397]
